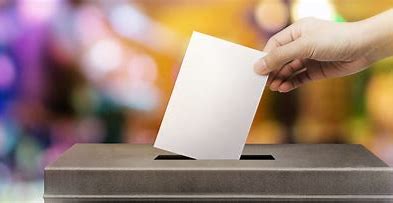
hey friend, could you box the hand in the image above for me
[254,10,393,92]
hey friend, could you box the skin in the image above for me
[254,9,393,93]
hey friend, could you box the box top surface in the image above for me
[46,144,389,170]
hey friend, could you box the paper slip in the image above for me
[154,32,267,159]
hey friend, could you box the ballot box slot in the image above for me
[155,155,195,160]
[240,155,275,160]
[154,155,275,160]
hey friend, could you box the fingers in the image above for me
[263,23,301,52]
[255,38,311,75]
[254,23,302,76]
[276,69,313,92]
[275,60,331,92]
[270,59,305,91]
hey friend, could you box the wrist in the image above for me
[356,9,393,63]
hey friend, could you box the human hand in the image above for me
[254,10,393,92]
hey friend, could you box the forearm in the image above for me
[356,9,393,63]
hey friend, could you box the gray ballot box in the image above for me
[44,144,393,202]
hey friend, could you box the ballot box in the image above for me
[44,144,393,202]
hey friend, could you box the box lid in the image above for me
[47,144,389,169]
[44,144,393,201]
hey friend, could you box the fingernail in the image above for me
[270,84,278,92]
[278,86,288,93]
[254,59,269,75]
[270,81,280,91]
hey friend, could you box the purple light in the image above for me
[0,55,16,90]
[0,14,20,44]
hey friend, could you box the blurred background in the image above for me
[0,0,393,202]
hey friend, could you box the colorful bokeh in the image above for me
[0,0,393,202]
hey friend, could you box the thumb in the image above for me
[254,38,310,75]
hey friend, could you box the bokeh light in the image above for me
[17,0,60,23]
[255,0,289,32]
[128,53,158,83]
[83,38,124,80]
[0,55,16,90]
[73,5,110,47]
[0,121,18,157]
[291,0,336,21]
[15,136,43,178]
[367,72,393,132]
[0,13,19,44]
[109,3,150,39]
[0,162,12,195]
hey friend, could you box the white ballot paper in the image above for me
[154,32,267,159]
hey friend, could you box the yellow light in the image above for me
[255,0,289,31]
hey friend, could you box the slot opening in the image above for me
[154,154,275,160]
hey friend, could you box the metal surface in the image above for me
[44,144,393,202]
